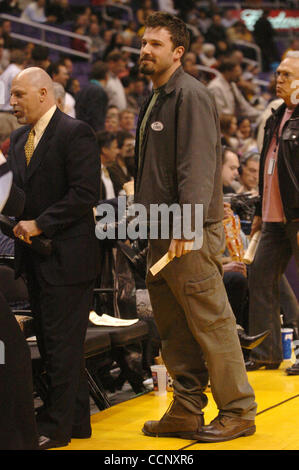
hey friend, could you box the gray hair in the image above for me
[286,51,299,59]
[53,81,65,104]
[241,151,260,165]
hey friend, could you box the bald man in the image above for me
[5,67,101,449]
[246,53,299,372]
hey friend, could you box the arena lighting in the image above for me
[240,9,299,31]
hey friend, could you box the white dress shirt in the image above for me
[0,63,22,111]
[101,164,115,200]
[64,92,76,118]
[105,73,127,111]
[21,2,47,22]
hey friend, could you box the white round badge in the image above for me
[151,121,164,131]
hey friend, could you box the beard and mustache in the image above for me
[139,56,156,75]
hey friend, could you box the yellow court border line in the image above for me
[179,393,299,451]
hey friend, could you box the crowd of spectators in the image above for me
[0,0,298,379]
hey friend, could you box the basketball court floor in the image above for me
[56,359,299,451]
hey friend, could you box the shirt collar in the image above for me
[33,105,57,139]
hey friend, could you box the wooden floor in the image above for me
[59,359,299,451]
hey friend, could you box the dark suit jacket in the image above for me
[6,108,101,285]
[108,161,132,196]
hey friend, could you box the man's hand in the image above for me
[223,202,234,219]
[223,261,247,277]
[250,216,262,238]
[123,180,134,196]
[168,239,194,260]
[13,220,42,244]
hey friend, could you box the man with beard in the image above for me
[134,12,257,443]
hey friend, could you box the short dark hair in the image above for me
[218,58,239,74]
[117,130,134,148]
[105,51,123,63]
[10,49,26,65]
[219,113,236,134]
[96,131,117,154]
[32,45,49,61]
[47,62,62,78]
[89,61,108,81]
[144,12,190,54]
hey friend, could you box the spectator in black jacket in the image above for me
[75,61,109,132]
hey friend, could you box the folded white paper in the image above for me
[89,311,139,327]
[26,336,37,342]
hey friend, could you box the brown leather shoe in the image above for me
[142,400,204,440]
[196,414,256,442]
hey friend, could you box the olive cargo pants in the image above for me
[146,222,257,420]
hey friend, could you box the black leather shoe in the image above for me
[38,435,69,450]
[245,360,280,371]
[71,429,92,439]
[237,328,270,350]
[285,363,299,375]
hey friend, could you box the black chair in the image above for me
[92,285,149,394]
[0,257,113,410]
[84,328,113,410]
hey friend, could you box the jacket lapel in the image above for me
[15,127,30,187]
[26,108,61,181]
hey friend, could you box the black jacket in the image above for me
[256,102,299,221]
[4,108,101,284]
[134,66,223,229]
[75,81,108,132]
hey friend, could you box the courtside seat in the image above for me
[84,327,111,358]
[92,320,149,348]
[89,320,149,394]
[84,328,113,409]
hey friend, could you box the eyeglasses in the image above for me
[275,71,296,81]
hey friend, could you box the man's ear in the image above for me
[39,87,47,103]
[174,46,185,61]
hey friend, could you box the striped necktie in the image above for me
[24,128,35,166]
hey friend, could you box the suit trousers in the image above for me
[223,271,248,329]
[24,252,95,442]
[248,221,299,364]
[146,222,257,420]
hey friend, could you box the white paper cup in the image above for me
[281,328,293,359]
[150,365,167,396]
